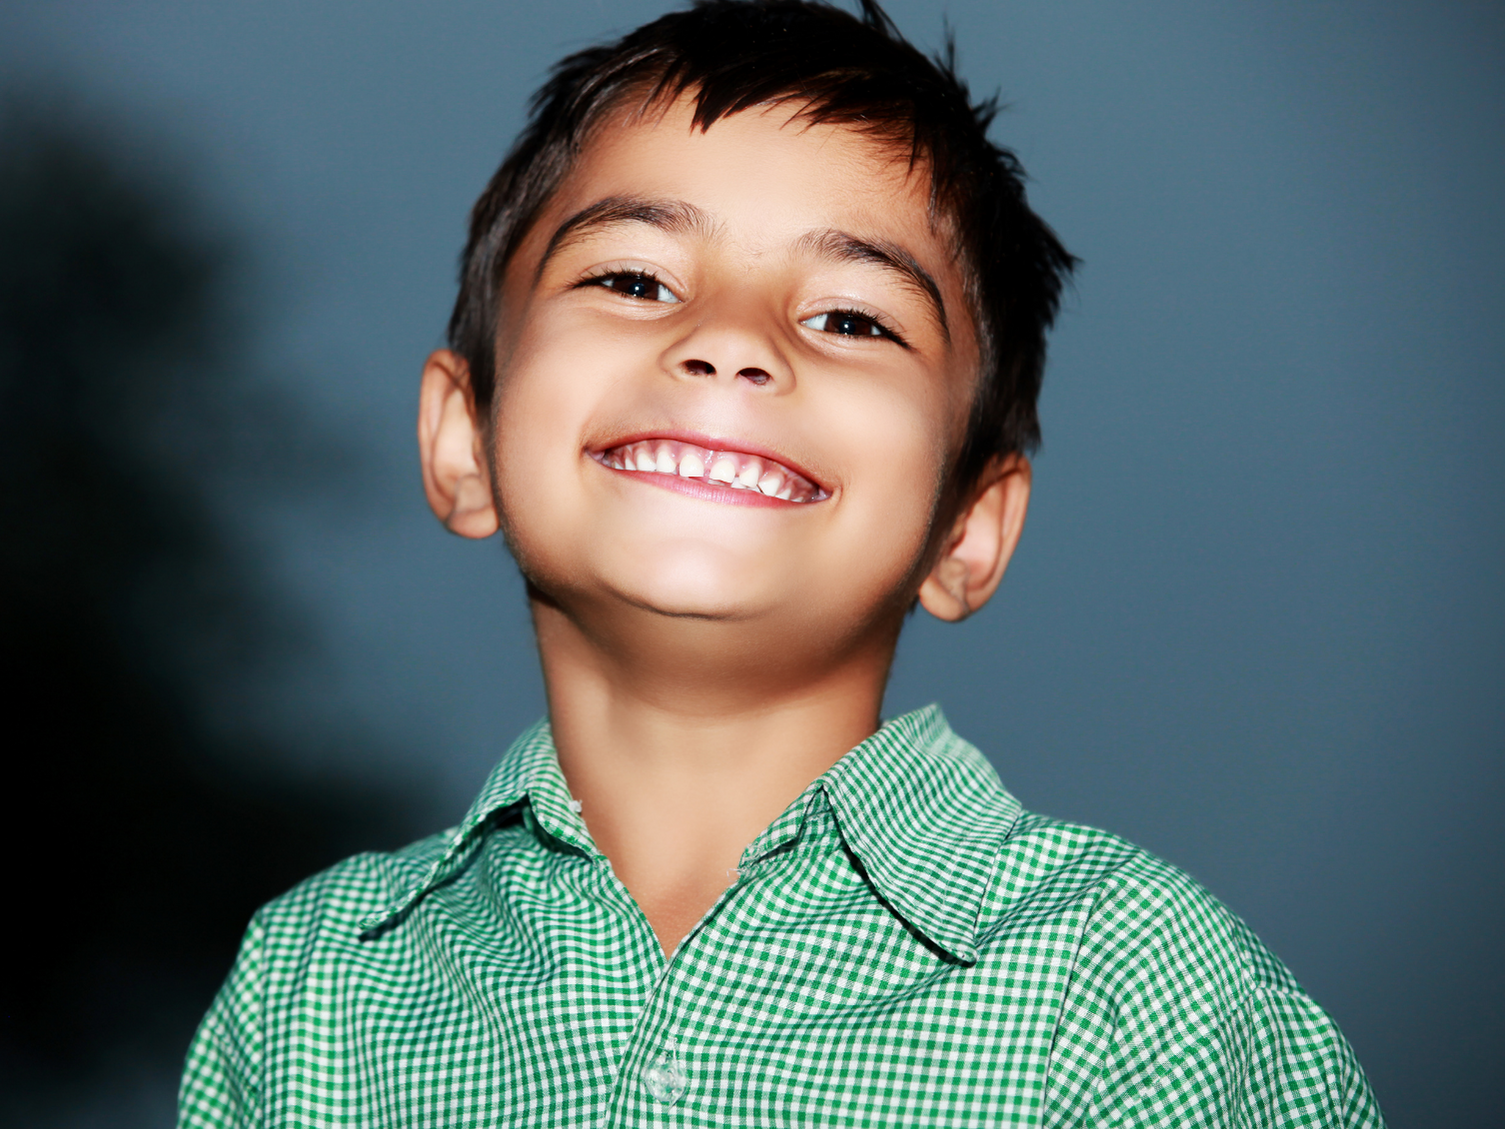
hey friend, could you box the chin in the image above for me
[608,550,777,621]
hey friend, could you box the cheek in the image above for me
[813,376,952,589]
[497,305,631,445]
[487,317,607,543]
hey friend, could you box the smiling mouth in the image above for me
[593,438,828,503]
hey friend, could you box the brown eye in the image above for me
[801,311,889,339]
[586,272,678,303]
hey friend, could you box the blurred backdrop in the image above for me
[0,2,1499,1125]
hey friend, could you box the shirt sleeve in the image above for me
[178,914,265,1129]
[1105,985,1385,1128]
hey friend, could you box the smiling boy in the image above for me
[180,2,1383,1125]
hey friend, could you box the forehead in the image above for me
[533,95,959,291]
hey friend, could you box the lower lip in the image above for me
[599,464,812,508]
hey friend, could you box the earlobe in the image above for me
[417,349,499,539]
[917,455,1032,622]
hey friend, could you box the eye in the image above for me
[582,270,679,304]
[800,310,901,343]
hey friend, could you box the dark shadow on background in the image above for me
[0,102,422,1124]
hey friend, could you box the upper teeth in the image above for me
[596,439,823,503]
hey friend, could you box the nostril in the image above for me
[738,367,771,386]
[681,359,716,376]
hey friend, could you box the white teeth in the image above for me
[601,439,820,502]
[708,455,738,484]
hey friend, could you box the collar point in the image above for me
[357,907,398,935]
[357,878,431,937]
[927,932,979,965]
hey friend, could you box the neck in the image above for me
[533,597,897,954]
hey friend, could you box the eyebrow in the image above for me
[796,229,950,341]
[536,195,949,339]
[535,196,715,282]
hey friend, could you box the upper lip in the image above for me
[588,428,828,493]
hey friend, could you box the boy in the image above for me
[181,1,1383,1124]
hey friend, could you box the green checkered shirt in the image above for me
[180,706,1382,1126]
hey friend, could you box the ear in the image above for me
[917,455,1032,622]
[417,349,499,538]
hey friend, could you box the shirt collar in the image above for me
[453,717,594,854]
[359,718,591,932]
[744,705,1022,964]
[363,706,1022,962]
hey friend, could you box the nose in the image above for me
[676,357,772,386]
[662,299,790,389]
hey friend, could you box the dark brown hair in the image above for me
[448,0,1076,482]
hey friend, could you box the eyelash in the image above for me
[575,269,909,348]
[803,309,909,348]
[576,268,679,304]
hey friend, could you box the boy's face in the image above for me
[429,96,1020,668]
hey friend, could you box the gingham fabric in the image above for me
[180,706,1383,1127]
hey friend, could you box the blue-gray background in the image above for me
[2,1,1499,1124]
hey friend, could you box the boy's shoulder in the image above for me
[987,807,1316,1032]
[822,712,1359,1108]
[980,809,1377,1125]
[990,807,1301,995]
[248,826,462,942]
